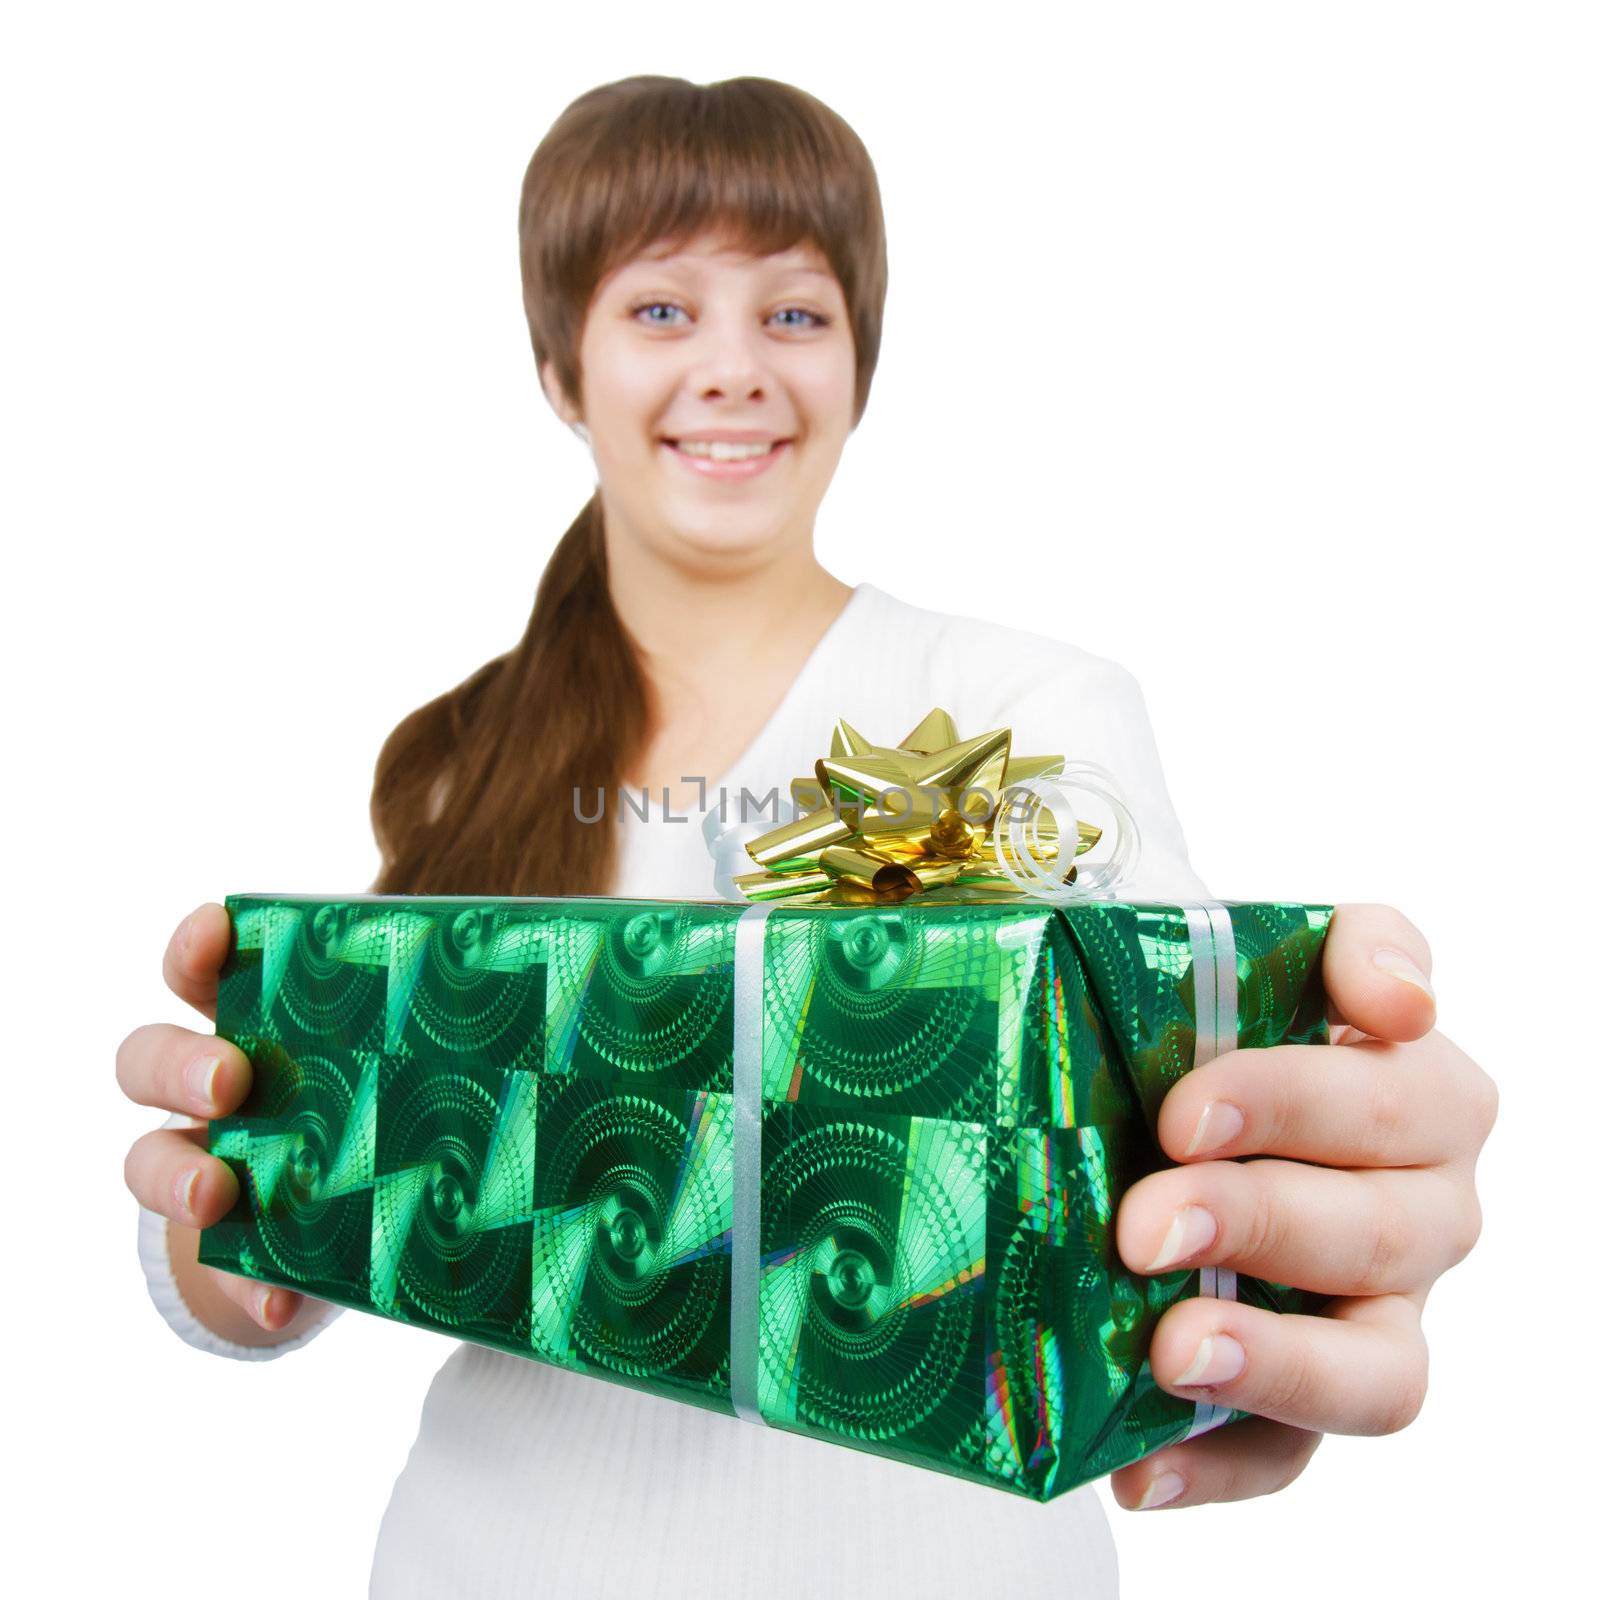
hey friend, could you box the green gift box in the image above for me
[199,891,1332,1501]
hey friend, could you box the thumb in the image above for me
[1322,903,1437,1042]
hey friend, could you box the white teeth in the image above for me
[673,439,776,461]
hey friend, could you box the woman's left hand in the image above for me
[1109,903,1498,1511]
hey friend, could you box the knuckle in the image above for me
[1364,1060,1410,1152]
[1213,1449,1256,1504]
[1237,1172,1288,1268]
[1261,1327,1324,1424]
[1231,1425,1324,1500]
[122,1137,145,1203]
[1449,1189,1485,1266]
[1469,1066,1500,1143]
[1351,1190,1409,1296]
[115,1024,160,1098]
[1375,1365,1429,1435]
[1278,1427,1323,1487]
[1247,1069,1291,1151]
[113,1028,137,1094]
[1255,1470,1297,1501]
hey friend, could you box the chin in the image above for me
[658,507,795,563]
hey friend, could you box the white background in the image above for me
[5,2,1594,1594]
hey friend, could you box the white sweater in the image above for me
[138,581,1212,1597]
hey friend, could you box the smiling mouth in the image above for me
[658,437,794,480]
[660,438,792,460]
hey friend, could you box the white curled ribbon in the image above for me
[988,759,1142,901]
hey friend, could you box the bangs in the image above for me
[591,102,854,282]
[542,77,877,303]
[522,75,887,417]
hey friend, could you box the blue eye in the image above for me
[633,301,687,326]
[629,301,830,330]
[772,307,827,329]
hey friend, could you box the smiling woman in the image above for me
[119,67,1496,1600]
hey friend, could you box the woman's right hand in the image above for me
[119,901,314,1342]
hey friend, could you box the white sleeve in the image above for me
[982,652,1214,903]
[137,1111,344,1361]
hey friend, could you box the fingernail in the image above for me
[1145,1205,1217,1273]
[1136,1470,1187,1510]
[1373,946,1434,1000]
[1173,1332,1247,1388]
[256,1287,280,1326]
[180,910,198,958]
[174,1167,201,1219]
[185,1054,222,1109]
[1184,1100,1245,1157]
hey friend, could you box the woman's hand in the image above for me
[1109,903,1497,1511]
[119,901,316,1341]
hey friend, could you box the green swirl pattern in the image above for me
[201,892,1332,1500]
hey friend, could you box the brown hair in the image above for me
[369,75,889,898]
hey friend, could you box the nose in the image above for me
[684,313,774,404]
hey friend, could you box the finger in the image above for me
[1156,1029,1492,1170]
[208,1267,307,1332]
[1117,1158,1476,1296]
[1143,1291,1428,1438]
[167,1218,309,1333]
[1322,904,1436,1042]
[128,1127,305,1332]
[124,1123,241,1229]
[1110,1414,1323,1510]
[161,901,232,1021]
[116,1023,252,1119]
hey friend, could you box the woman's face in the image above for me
[543,230,856,570]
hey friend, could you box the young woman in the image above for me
[118,75,1497,1597]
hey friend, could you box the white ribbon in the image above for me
[703,798,799,904]
[728,900,775,1423]
[1180,902,1239,1440]
[988,759,1141,901]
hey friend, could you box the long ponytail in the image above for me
[370,492,649,896]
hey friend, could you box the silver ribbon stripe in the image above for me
[1181,901,1239,1441]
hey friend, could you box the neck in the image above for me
[604,530,855,724]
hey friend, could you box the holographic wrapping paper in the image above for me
[199,892,1333,1501]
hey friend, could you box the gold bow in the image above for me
[732,707,1101,905]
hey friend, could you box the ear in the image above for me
[540,359,581,427]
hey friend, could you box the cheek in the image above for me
[579,338,673,439]
[793,352,857,440]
